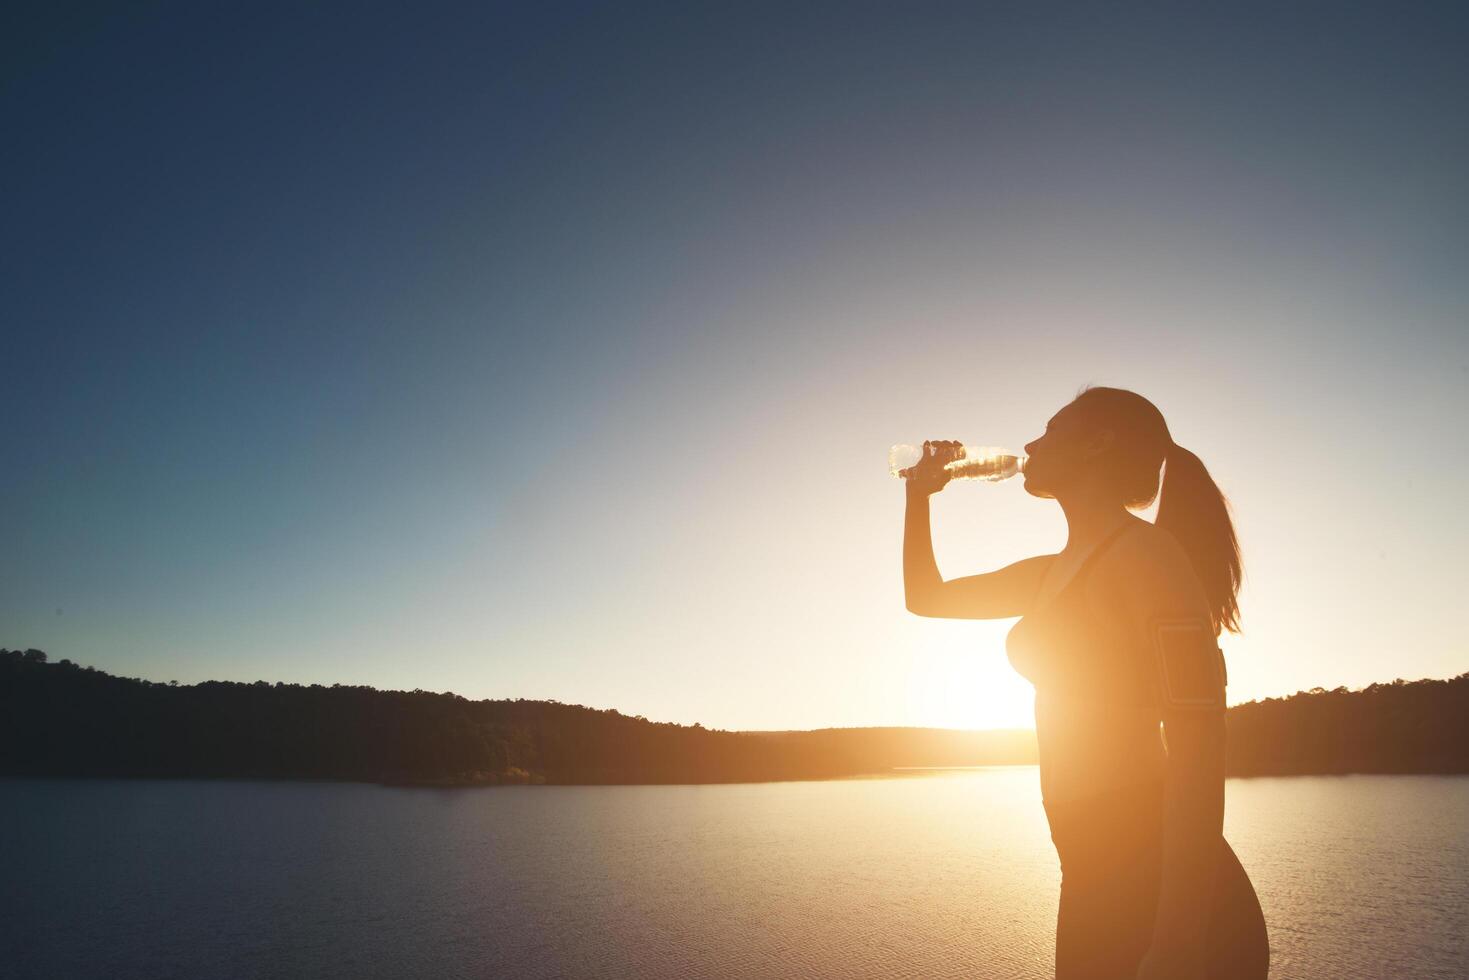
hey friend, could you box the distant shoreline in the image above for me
[6,767,1468,795]
[4,650,1465,785]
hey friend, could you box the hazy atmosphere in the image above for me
[5,2,1465,731]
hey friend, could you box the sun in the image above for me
[906,622,1037,730]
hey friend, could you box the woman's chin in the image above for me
[1022,474,1054,499]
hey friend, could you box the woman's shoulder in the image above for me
[1107,518,1188,569]
[1092,519,1206,618]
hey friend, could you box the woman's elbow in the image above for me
[904,595,932,617]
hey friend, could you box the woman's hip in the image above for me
[1043,785,1268,978]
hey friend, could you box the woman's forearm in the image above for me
[903,488,943,611]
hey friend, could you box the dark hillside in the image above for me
[3,650,1464,785]
[0,650,1033,785]
[1225,675,1469,776]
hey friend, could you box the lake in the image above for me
[3,770,1465,979]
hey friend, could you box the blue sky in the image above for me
[4,2,1466,729]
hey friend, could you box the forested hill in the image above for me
[3,650,1465,786]
[0,650,1036,785]
[1223,674,1467,776]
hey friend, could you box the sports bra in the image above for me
[1006,520,1145,695]
[1005,520,1166,801]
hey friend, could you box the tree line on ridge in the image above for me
[2,649,1463,786]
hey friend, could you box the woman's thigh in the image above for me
[1047,784,1165,979]
[1053,832,1163,979]
[1055,866,1160,978]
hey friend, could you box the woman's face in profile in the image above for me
[1022,407,1087,500]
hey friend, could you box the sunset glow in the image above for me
[3,3,1464,734]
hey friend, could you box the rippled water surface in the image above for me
[3,771,1465,979]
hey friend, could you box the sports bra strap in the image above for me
[1076,520,1136,581]
[1057,520,1136,600]
[1029,520,1138,610]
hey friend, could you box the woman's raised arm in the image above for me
[902,440,1054,619]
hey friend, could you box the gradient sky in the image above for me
[4,2,1466,731]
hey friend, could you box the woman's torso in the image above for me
[1005,519,1167,804]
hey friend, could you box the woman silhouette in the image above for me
[902,386,1269,979]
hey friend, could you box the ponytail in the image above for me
[1155,443,1243,635]
[1067,385,1244,634]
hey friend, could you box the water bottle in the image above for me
[888,443,1027,482]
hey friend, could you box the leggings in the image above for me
[1042,779,1269,979]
